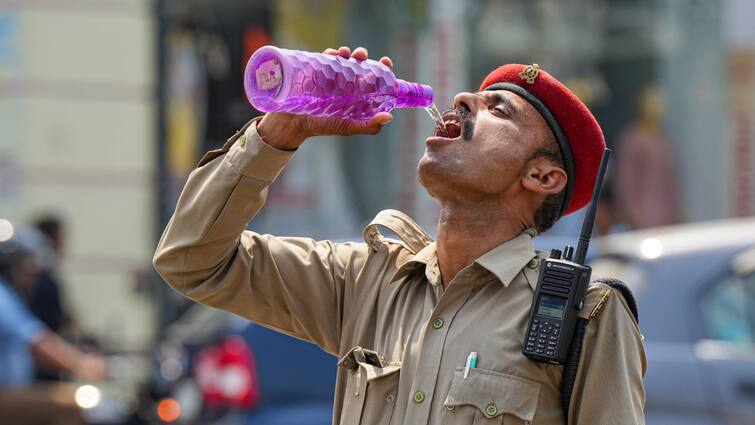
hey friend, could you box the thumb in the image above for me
[356,112,393,135]
[369,112,394,126]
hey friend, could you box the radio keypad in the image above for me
[525,318,561,356]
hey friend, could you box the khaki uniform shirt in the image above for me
[154,118,646,425]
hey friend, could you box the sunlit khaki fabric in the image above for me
[154,118,647,425]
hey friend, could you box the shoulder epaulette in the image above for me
[363,209,432,253]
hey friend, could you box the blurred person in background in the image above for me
[29,214,74,381]
[614,86,680,229]
[29,214,69,334]
[0,231,106,425]
[155,47,644,425]
[595,186,631,235]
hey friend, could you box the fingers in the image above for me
[325,46,358,59]
[351,47,368,61]
[323,46,391,67]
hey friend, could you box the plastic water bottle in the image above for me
[244,46,434,121]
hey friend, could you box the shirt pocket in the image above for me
[442,367,540,425]
[337,346,401,425]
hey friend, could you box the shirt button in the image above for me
[485,403,498,417]
[412,390,425,404]
[385,394,395,403]
[432,318,444,329]
[527,258,540,269]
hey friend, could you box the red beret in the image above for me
[479,64,605,216]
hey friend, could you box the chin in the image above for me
[418,154,508,202]
[417,154,461,200]
[417,156,439,196]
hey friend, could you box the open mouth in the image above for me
[434,111,463,139]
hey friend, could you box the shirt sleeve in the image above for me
[153,118,370,355]
[568,287,647,425]
[0,283,45,345]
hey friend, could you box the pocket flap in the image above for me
[337,347,400,382]
[443,367,540,421]
[338,346,385,370]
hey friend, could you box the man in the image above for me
[30,214,69,334]
[155,47,645,424]
[30,214,74,381]
[614,86,679,229]
[0,233,105,425]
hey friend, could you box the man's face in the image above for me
[418,90,554,202]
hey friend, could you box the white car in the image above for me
[589,218,755,425]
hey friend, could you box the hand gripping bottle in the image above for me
[244,46,434,121]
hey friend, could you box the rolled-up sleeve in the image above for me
[568,288,647,424]
[153,118,369,355]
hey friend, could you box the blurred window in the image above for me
[700,272,755,344]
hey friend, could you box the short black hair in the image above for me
[529,142,566,234]
[34,215,62,240]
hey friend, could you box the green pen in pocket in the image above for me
[464,352,478,379]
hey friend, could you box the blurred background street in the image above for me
[1,0,754,424]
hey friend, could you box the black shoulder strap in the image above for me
[561,278,639,424]
[592,277,639,322]
[561,317,588,421]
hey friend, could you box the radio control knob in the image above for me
[550,249,562,259]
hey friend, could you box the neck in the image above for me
[435,198,529,287]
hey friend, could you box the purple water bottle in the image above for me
[244,46,434,121]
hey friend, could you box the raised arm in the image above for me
[154,47,395,355]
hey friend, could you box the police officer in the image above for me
[154,46,645,425]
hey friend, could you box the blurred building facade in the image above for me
[0,0,157,348]
[1,0,754,343]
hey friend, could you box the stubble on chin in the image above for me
[417,154,467,201]
[417,156,444,199]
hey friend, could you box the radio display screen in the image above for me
[537,294,567,319]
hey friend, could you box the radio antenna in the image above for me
[573,149,611,265]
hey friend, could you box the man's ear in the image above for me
[521,159,567,195]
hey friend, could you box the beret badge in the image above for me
[518,63,541,84]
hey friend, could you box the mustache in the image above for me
[442,105,474,141]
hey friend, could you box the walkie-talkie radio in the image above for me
[523,149,611,364]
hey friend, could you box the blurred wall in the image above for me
[0,0,157,348]
[660,0,728,222]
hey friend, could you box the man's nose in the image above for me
[452,92,482,114]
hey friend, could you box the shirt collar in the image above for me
[391,242,442,286]
[476,228,539,290]
[391,228,539,289]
